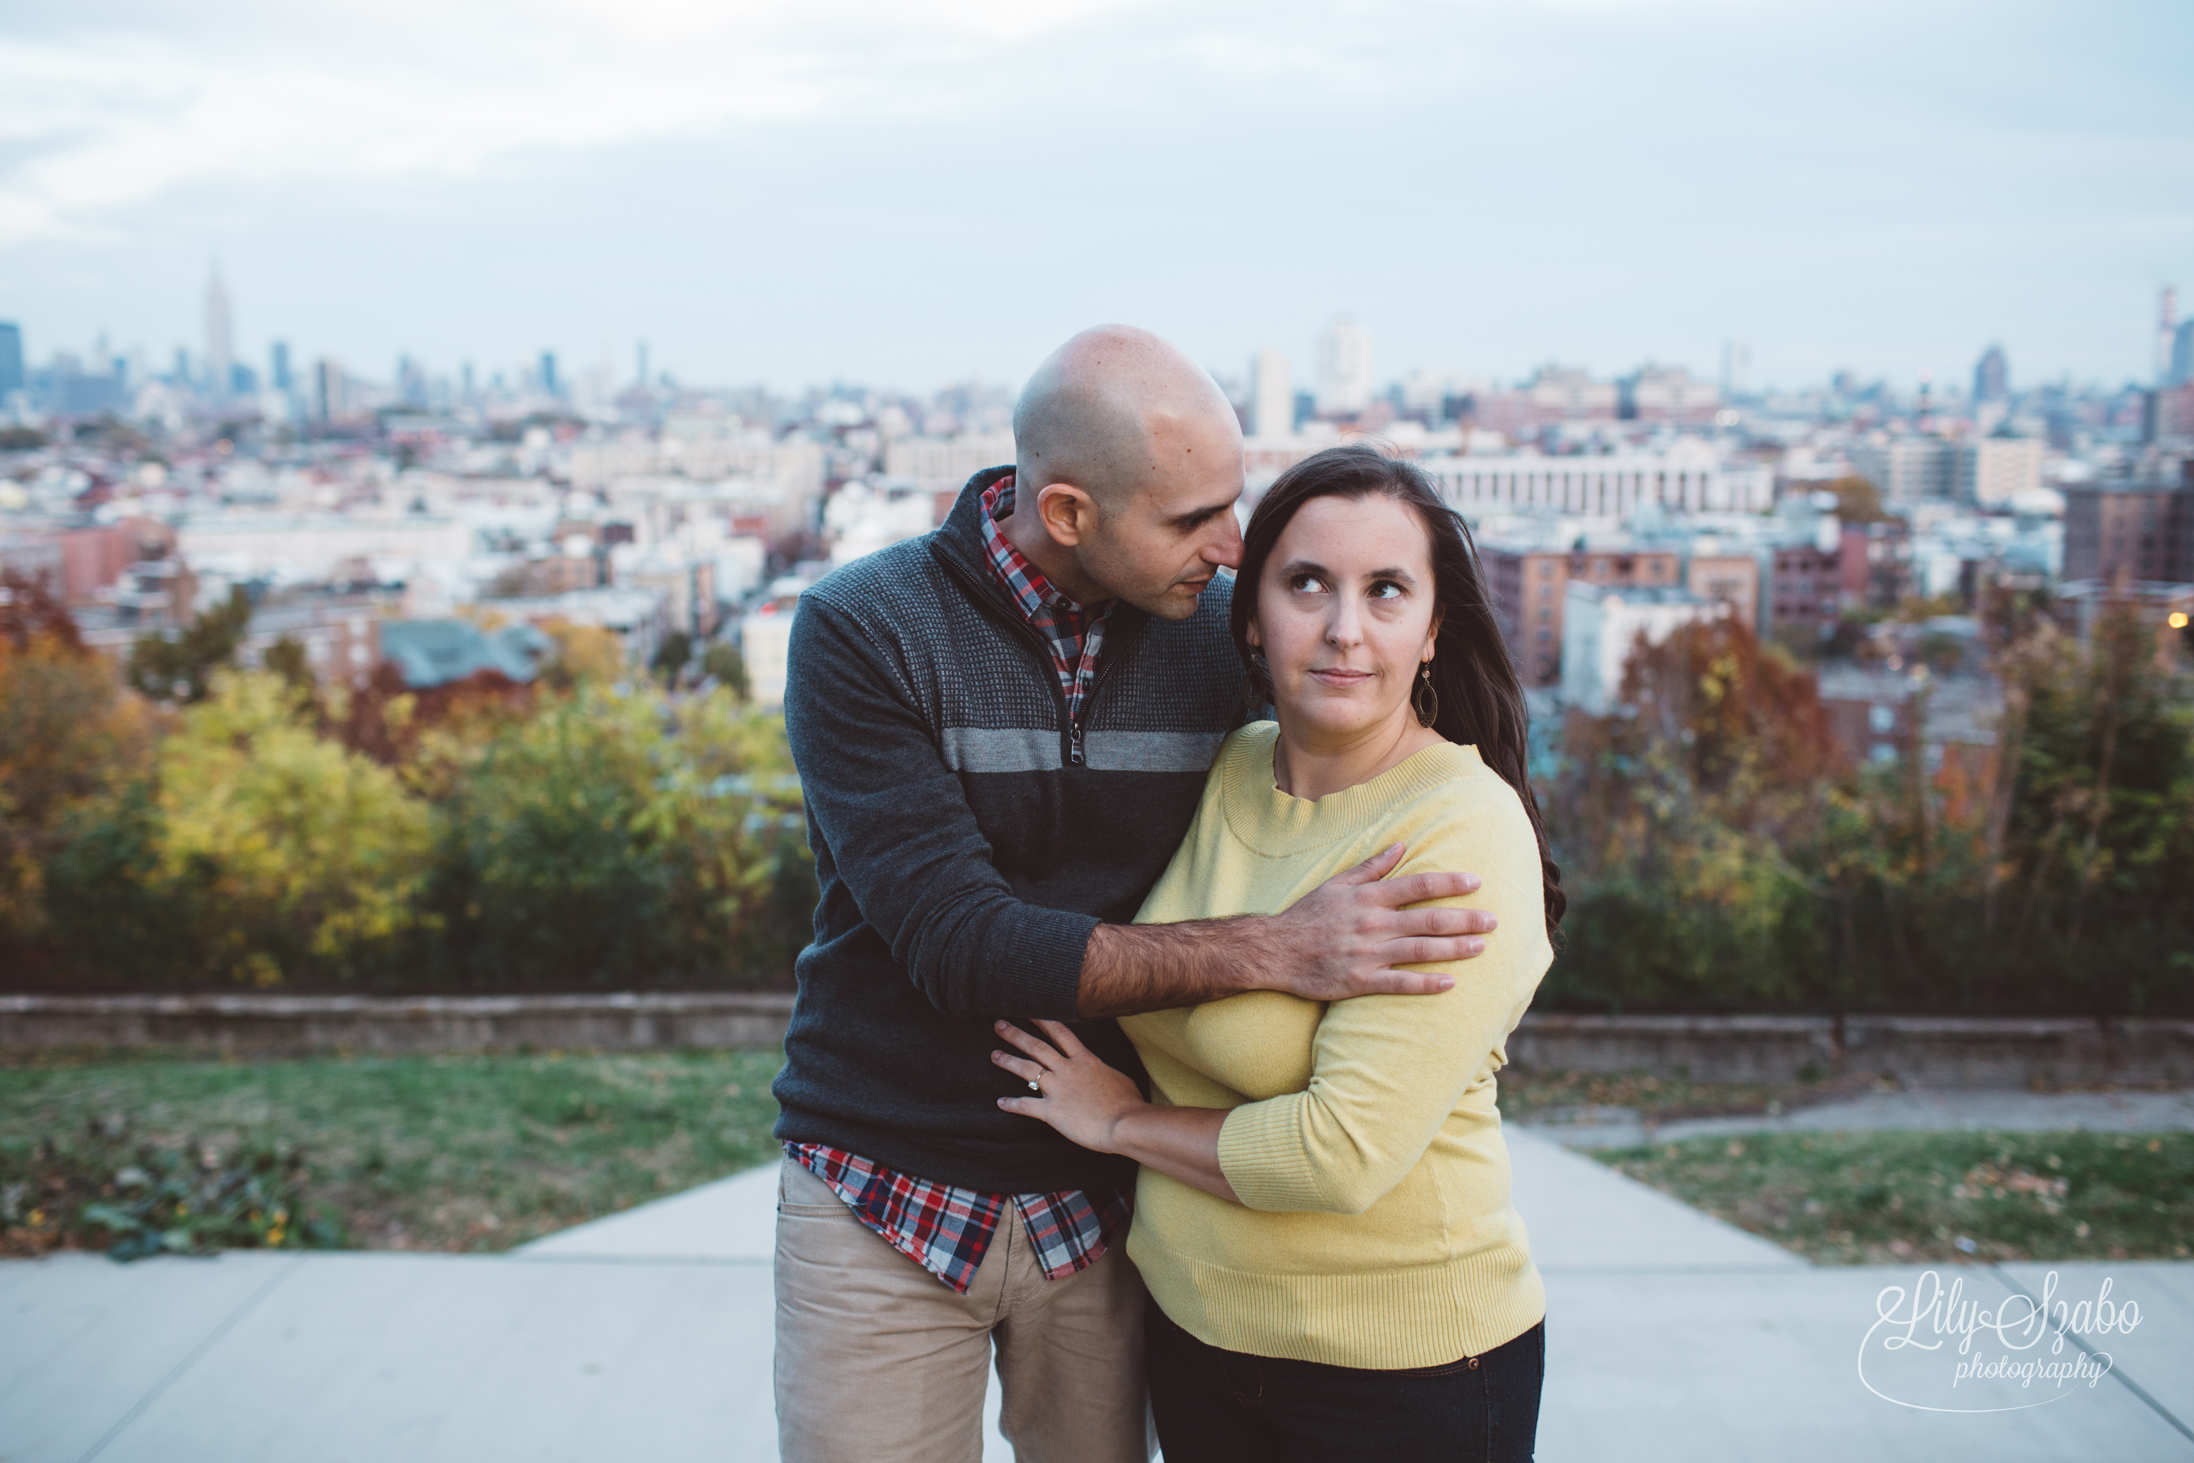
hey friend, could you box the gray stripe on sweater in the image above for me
[938,727,1226,774]
[940,726,1059,772]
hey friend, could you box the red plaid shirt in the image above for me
[979,474,1115,739]
[784,1144,1131,1294]
[783,474,1130,1293]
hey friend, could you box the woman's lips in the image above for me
[1308,668,1374,687]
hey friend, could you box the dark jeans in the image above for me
[1144,1295,1544,1462]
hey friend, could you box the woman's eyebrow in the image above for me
[1280,558,1420,584]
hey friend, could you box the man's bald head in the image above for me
[1014,325,1240,514]
[999,325,1246,620]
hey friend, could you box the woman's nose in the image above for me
[1326,600,1362,647]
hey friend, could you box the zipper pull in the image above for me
[1069,720,1086,766]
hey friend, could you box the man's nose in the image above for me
[1204,514,1245,569]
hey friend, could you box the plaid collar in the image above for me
[979,475,1105,630]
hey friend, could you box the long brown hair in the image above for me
[1231,443,1565,938]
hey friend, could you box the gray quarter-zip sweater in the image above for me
[772,466,1245,1193]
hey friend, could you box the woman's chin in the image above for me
[1278,701,1406,744]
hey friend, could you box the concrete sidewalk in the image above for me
[5,1129,2191,1462]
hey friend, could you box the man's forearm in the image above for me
[1075,918,1277,1019]
[1071,845,1490,1018]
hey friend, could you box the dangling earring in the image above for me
[1413,662,1439,727]
[1248,645,1272,700]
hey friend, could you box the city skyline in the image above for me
[6,271,2180,413]
[3,0,2190,392]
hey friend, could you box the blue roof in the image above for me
[379,618,550,688]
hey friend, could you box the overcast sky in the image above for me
[3,0,2190,396]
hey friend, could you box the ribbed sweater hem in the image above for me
[1129,1234,1547,1371]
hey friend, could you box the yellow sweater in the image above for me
[1121,722,1552,1370]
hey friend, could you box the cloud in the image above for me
[0,0,1161,246]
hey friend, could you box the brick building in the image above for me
[2062,478,2194,586]
[1768,541,1843,638]
[1485,544,1680,688]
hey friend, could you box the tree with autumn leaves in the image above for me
[1542,603,2194,1014]
[4,561,2184,1010]
[0,576,812,991]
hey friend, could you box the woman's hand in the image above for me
[992,1019,1147,1154]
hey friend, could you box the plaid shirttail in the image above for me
[782,474,1130,1293]
[784,1143,1133,1294]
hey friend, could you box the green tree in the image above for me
[143,671,435,985]
[426,683,806,987]
[0,576,159,961]
[700,641,751,703]
[127,586,254,704]
[262,635,315,697]
[650,631,694,685]
[1828,475,1890,524]
[538,621,625,691]
[1985,609,2194,1009]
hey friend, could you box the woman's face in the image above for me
[1247,493,1441,747]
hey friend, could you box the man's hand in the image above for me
[1074,843,1494,1019]
[1264,842,1494,1000]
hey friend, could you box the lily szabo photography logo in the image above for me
[1859,1270,2143,1413]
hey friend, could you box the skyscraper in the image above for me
[2159,285,2179,387]
[1973,344,2009,402]
[270,340,291,393]
[0,321,23,400]
[1720,339,1752,398]
[204,264,234,400]
[1315,317,1371,417]
[539,350,560,398]
[2173,321,2194,388]
[1250,347,1292,437]
[314,359,346,424]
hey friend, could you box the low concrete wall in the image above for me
[0,993,797,1057]
[1510,1014,1839,1084]
[5,996,2192,1087]
[1511,1013,2194,1088]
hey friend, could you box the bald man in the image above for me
[772,326,1493,1463]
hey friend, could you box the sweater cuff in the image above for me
[1216,1095,1329,1212]
[1008,908,1101,1021]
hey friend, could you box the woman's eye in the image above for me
[1289,573,1325,593]
[1368,580,1403,600]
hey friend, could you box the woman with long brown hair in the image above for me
[989,443,1562,1461]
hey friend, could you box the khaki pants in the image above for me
[774,1155,1154,1463]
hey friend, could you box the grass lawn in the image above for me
[8,1050,2189,1269]
[1595,1130,2194,1265]
[0,1047,788,1257]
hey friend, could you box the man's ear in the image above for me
[1034,482,1098,547]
